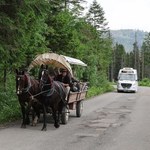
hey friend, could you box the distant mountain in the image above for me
[110,29,148,52]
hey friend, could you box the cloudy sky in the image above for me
[85,0,150,32]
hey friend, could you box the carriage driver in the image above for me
[55,68,71,101]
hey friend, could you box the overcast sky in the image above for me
[85,0,150,32]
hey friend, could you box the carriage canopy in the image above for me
[62,55,87,66]
[28,53,87,75]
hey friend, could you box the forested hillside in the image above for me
[111,29,147,52]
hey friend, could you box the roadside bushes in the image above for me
[0,74,21,123]
[139,78,150,87]
[87,82,114,98]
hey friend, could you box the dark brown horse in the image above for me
[15,69,41,128]
[39,69,67,130]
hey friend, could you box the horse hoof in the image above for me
[32,121,37,126]
[26,119,30,125]
[31,123,36,126]
[41,127,47,131]
[21,124,26,128]
[54,124,60,128]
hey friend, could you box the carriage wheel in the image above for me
[61,106,69,124]
[76,100,83,117]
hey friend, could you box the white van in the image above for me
[117,67,138,93]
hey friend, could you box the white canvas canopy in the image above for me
[28,53,73,75]
[62,55,87,66]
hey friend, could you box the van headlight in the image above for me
[132,82,136,87]
[117,82,121,88]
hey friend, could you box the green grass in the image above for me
[139,78,150,87]
[87,82,114,98]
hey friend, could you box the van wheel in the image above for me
[117,90,121,93]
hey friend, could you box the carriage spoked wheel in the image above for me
[61,105,69,124]
[76,100,83,117]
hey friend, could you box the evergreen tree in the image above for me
[46,10,77,54]
[0,0,18,88]
[86,0,109,34]
[0,0,49,89]
[68,0,85,17]
[0,0,113,91]
[113,43,126,80]
[141,32,150,78]
[132,33,140,78]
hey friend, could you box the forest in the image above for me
[111,32,150,82]
[111,29,147,52]
[0,0,150,122]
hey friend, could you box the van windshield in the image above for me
[119,74,135,81]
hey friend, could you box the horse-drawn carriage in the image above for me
[16,53,88,130]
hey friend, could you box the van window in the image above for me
[119,74,135,81]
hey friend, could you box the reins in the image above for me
[30,89,52,99]
[30,79,55,99]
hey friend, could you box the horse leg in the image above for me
[32,111,40,126]
[31,106,37,126]
[25,113,30,125]
[20,105,26,128]
[57,111,60,128]
[31,107,35,126]
[52,107,60,128]
[32,110,40,126]
[41,104,47,131]
[25,103,31,125]
[31,104,40,126]
[58,101,64,114]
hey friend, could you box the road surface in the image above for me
[0,86,150,150]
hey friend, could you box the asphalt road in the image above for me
[0,86,150,150]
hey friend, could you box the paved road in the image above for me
[0,86,150,150]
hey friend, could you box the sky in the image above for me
[85,0,150,32]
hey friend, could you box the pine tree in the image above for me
[68,0,85,17]
[141,32,150,78]
[133,32,140,78]
[0,0,49,89]
[113,43,126,80]
[86,0,109,34]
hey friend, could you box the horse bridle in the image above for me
[40,70,51,87]
[16,74,32,95]
[39,70,56,95]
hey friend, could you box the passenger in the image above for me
[70,77,80,92]
[55,68,71,101]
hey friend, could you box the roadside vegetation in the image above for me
[0,74,21,123]
[139,78,150,87]
[0,0,150,123]
[0,0,113,123]
[87,84,114,98]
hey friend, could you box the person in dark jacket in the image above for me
[55,68,71,100]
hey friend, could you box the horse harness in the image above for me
[16,74,32,95]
